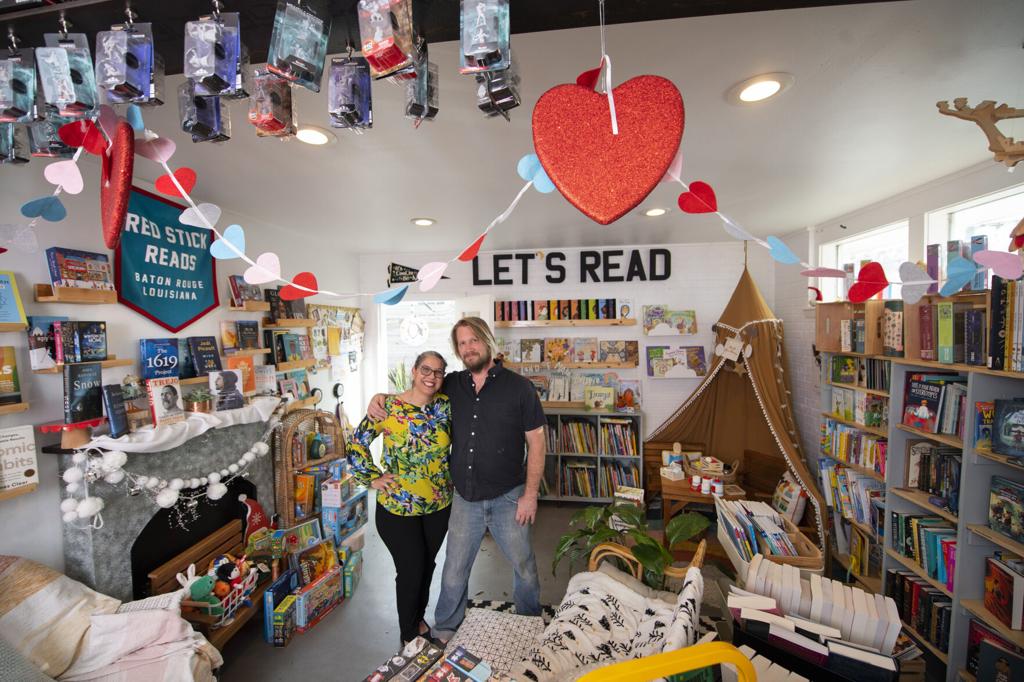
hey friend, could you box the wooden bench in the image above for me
[148,519,271,650]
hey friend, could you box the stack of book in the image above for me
[905,441,962,514]
[829,387,888,428]
[885,567,952,653]
[901,372,967,438]
[718,499,799,563]
[818,458,885,530]
[966,617,1024,676]
[917,300,987,366]
[561,461,597,498]
[889,511,957,591]
[820,418,888,475]
[987,274,1024,372]
[559,419,598,453]
[494,298,631,322]
[600,418,637,456]
[864,358,891,393]
[599,461,640,495]
[26,319,108,367]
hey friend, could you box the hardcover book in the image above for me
[187,336,222,376]
[178,340,196,380]
[976,401,995,450]
[937,301,954,364]
[53,320,76,363]
[971,235,989,291]
[967,618,1019,675]
[599,340,627,363]
[25,315,66,370]
[139,338,180,380]
[584,385,615,411]
[236,321,260,350]
[286,296,307,320]
[228,275,262,305]
[255,365,277,395]
[0,346,19,405]
[102,384,129,438]
[525,374,548,401]
[991,276,1008,371]
[278,378,300,399]
[297,335,314,360]
[226,355,256,394]
[990,475,1024,545]
[210,369,245,411]
[559,300,571,320]
[616,380,641,411]
[978,640,1024,682]
[264,288,287,322]
[0,271,26,326]
[570,300,580,320]
[926,244,939,295]
[74,321,107,362]
[572,337,598,363]
[965,308,987,366]
[544,338,571,364]
[282,333,302,362]
[520,339,543,363]
[285,369,310,398]
[993,399,1024,458]
[984,556,1024,630]
[919,304,936,361]
[220,321,238,352]
[146,377,185,426]
[45,247,115,290]
[63,361,102,423]
[882,301,904,357]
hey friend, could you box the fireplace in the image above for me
[60,422,275,602]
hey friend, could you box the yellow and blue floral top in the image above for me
[348,394,453,516]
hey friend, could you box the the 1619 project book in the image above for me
[63,362,102,424]
[139,338,180,380]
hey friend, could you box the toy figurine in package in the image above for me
[183,12,248,98]
[178,80,230,143]
[327,56,372,130]
[0,123,28,165]
[266,0,331,93]
[95,24,162,104]
[405,58,438,122]
[247,68,295,137]
[476,55,520,119]
[28,117,76,157]
[459,0,510,73]
[358,0,418,80]
[38,33,99,117]
[0,49,37,123]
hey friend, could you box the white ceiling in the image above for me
[120,0,1024,255]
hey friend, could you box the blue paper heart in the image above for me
[126,105,145,132]
[373,284,409,306]
[209,225,246,260]
[517,153,556,194]
[939,256,978,297]
[20,196,66,222]
[766,236,800,265]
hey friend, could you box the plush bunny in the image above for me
[175,564,224,616]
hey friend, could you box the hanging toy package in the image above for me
[178,80,230,143]
[95,23,161,105]
[184,11,248,98]
[357,0,418,80]
[0,122,29,164]
[404,56,438,123]
[476,53,520,118]
[247,68,295,138]
[28,116,76,157]
[266,0,331,93]
[38,33,99,118]
[0,49,37,123]
[459,0,510,74]
[327,56,372,130]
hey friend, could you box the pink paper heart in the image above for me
[43,159,84,195]
[244,252,281,284]
[417,261,448,292]
[96,105,120,143]
[135,137,176,163]
[974,249,1023,280]
[800,267,847,278]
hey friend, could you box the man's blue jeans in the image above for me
[433,484,541,638]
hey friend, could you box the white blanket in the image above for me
[511,567,703,682]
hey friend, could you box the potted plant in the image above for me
[553,504,710,590]
[184,387,213,413]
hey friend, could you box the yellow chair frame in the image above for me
[578,642,757,682]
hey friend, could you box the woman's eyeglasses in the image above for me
[417,365,445,379]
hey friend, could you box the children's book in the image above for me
[26,315,66,370]
[45,248,114,290]
[572,337,599,363]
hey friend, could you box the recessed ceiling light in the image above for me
[644,208,667,217]
[726,73,795,105]
[411,218,436,227]
[296,126,335,145]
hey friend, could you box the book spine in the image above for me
[62,366,72,422]
[937,302,954,363]
[970,236,988,290]
[926,244,939,294]
[989,276,1005,369]
[53,321,64,364]
[920,305,935,361]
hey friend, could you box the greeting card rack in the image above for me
[272,406,345,527]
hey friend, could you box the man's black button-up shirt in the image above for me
[443,362,547,502]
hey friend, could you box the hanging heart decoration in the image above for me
[898,262,932,304]
[100,121,135,249]
[21,196,67,222]
[515,153,555,194]
[209,225,246,260]
[973,249,1024,280]
[155,168,196,197]
[458,233,487,262]
[43,159,84,195]
[135,137,176,163]
[417,261,448,292]
[532,75,684,224]
[939,257,978,297]
[677,181,717,214]
[576,61,603,89]
[58,120,105,155]
[244,252,281,284]
[179,203,222,229]
[373,284,410,306]
[847,262,889,303]
[280,272,318,300]
[766,236,801,265]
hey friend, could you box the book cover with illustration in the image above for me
[63,361,102,423]
[220,321,238,352]
[187,336,222,376]
[519,338,543,363]
[210,369,245,411]
[545,338,571,364]
[976,401,995,451]
[255,365,277,395]
[74,321,107,362]
[236,321,260,350]
[26,315,66,370]
[572,337,598,363]
[226,355,256,394]
[0,271,27,326]
[146,376,185,426]
[45,247,114,290]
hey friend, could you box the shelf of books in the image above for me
[540,410,642,503]
[263,318,317,329]
[817,282,1024,681]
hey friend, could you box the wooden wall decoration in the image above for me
[936,98,1024,168]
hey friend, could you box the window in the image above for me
[927,186,1024,256]
[818,221,909,302]
[380,300,463,391]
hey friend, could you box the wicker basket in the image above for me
[662,442,741,485]
[273,407,345,526]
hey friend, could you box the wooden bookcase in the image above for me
[540,409,642,503]
[816,293,1024,682]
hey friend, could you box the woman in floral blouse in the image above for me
[349,350,452,645]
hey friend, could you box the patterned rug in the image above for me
[466,599,557,624]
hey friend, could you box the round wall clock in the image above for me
[399,316,429,346]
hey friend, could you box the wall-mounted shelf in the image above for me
[974,445,1024,469]
[285,395,318,413]
[33,356,132,374]
[276,358,316,372]
[506,361,639,370]
[34,284,117,304]
[820,411,888,438]
[832,551,882,593]
[541,400,585,409]
[884,547,952,597]
[179,376,210,386]
[0,483,37,502]
[262,318,316,329]
[228,301,270,312]
[495,319,636,328]
[0,402,30,416]
[0,322,26,332]
[223,348,272,358]
[892,357,1019,380]
[819,453,884,483]
[901,619,949,664]
[890,487,959,524]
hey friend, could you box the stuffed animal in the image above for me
[175,564,224,616]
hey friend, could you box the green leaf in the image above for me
[586,527,621,552]
[569,505,607,531]
[666,512,710,549]
[631,543,669,576]
[552,530,587,575]
[609,503,645,530]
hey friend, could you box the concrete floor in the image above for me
[222,502,581,681]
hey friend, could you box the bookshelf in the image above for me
[817,292,1024,682]
[495,319,637,328]
[540,409,642,503]
[262,318,316,329]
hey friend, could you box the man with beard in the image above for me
[369,316,546,641]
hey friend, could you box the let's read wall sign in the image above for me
[472,248,671,285]
[115,187,218,332]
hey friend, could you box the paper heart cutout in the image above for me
[515,153,555,194]
[800,267,847,278]
[373,284,410,306]
[155,168,197,197]
[417,261,448,292]
[898,261,932,305]
[280,272,318,300]
[973,249,1023,280]
[21,196,66,222]
[136,137,176,163]
[100,121,135,249]
[0,224,39,253]
[533,75,684,224]
[244,252,281,284]
[210,225,246,260]
[719,216,758,242]
[43,159,84,195]
[939,256,978,297]
[677,181,717,214]
[576,62,602,90]
[848,262,888,303]
[96,105,119,142]
[0,247,8,255]
[126,104,145,132]
[458,234,488,262]
[661,148,683,184]
[766,236,800,265]
[179,203,222,229]
[58,120,105,155]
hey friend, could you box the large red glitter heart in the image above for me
[155,168,197,197]
[848,262,889,303]
[280,272,318,301]
[100,121,135,250]
[532,75,684,225]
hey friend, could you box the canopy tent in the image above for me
[645,267,827,550]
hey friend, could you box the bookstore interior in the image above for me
[1,0,1023,680]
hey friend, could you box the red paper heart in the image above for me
[533,75,684,225]
[847,262,889,303]
[458,233,487,262]
[0,248,8,255]
[677,181,717,213]
[58,120,106,155]
[100,121,135,249]
[576,63,602,90]
[280,272,318,300]
[155,168,197,197]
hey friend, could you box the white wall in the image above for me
[0,159,359,572]
[358,242,775,439]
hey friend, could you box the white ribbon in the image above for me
[601,54,619,136]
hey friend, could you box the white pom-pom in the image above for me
[220,469,230,477]
[60,497,79,512]
[208,472,221,483]
[62,468,83,483]
[72,452,87,464]
[200,477,208,486]
[189,478,200,489]
[156,488,179,508]
[228,464,239,474]
[236,458,247,468]
[76,496,104,519]
[63,510,79,523]
[242,451,256,463]
[104,470,125,484]
[158,480,168,489]
[252,442,269,456]
[145,477,160,489]
[103,450,128,469]
[238,494,248,502]
[206,482,228,500]
[168,478,184,491]
[65,482,80,494]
